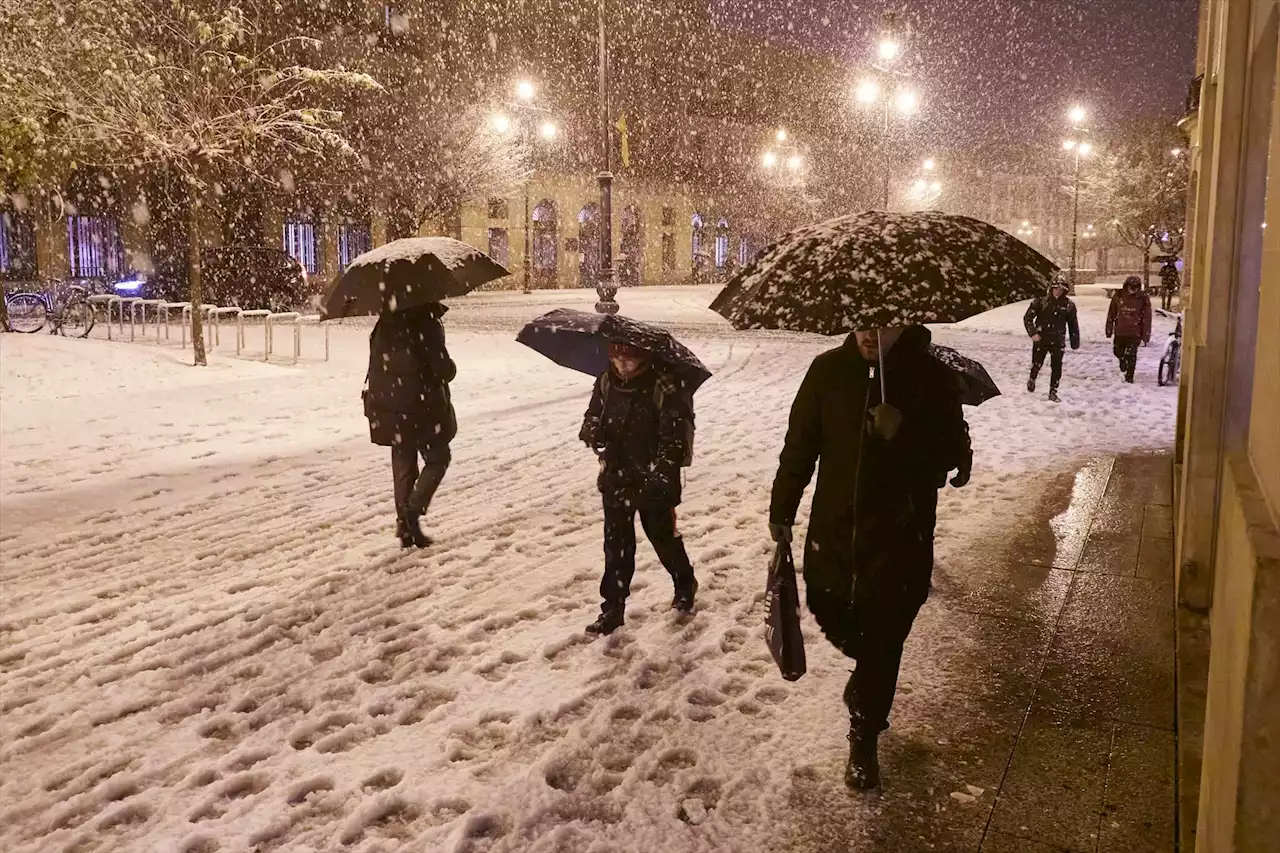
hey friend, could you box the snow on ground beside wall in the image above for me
[0,288,1175,853]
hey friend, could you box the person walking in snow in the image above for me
[579,342,699,635]
[1023,273,1081,402]
[769,325,970,790]
[1105,275,1153,384]
[1159,259,1180,311]
[363,303,457,548]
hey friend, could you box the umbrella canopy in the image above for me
[710,210,1058,335]
[929,344,1001,407]
[320,237,509,320]
[516,309,712,392]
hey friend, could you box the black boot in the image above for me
[586,604,625,636]
[1027,373,1037,393]
[396,513,431,548]
[1048,388,1061,403]
[845,724,881,790]
[672,577,698,614]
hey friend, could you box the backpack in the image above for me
[598,372,696,467]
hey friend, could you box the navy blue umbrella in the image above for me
[517,309,712,392]
[930,343,1000,407]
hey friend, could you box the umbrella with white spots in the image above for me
[710,210,1058,336]
[320,237,509,320]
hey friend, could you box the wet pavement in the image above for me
[786,454,1177,853]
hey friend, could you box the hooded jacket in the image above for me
[1023,292,1081,349]
[1106,286,1153,342]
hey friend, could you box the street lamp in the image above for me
[1063,126,1093,291]
[786,155,803,171]
[1069,105,1087,126]
[878,38,901,61]
[495,88,557,295]
[855,78,881,104]
[593,0,619,314]
[922,158,936,171]
[762,150,778,168]
[776,128,788,142]
[894,89,920,115]
[854,78,921,209]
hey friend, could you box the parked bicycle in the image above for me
[3,281,96,337]
[1156,308,1182,387]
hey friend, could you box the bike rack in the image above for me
[209,306,241,348]
[265,312,301,364]
[86,294,122,340]
[159,302,193,347]
[133,299,165,339]
[118,297,143,341]
[237,310,271,356]
[299,315,330,363]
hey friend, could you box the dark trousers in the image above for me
[601,502,696,606]
[1030,341,1065,390]
[1114,336,1141,381]
[391,445,451,517]
[1161,289,1175,310]
[807,580,925,734]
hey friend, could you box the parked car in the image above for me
[142,246,310,311]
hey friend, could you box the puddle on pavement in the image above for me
[1046,456,1113,570]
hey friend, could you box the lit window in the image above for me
[338,223,371,269]
[283,218,317,274]
[67,215,125,279]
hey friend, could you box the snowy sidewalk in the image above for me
[787,453,1177,853]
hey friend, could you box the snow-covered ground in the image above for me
[0,286,1176,853]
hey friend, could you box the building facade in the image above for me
[1173,0,1279,850]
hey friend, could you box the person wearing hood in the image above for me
[1159,260,1180,311]
[1106,275,1153,383]
[363,303,457,548]
[1023,273,1081,402]
[769,325,970,791]
[578,342,699,636]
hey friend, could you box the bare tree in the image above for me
[2,0,377,365]
[1078,121,1188,288]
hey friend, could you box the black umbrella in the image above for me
[710,211,1058,335]
[516,309,712,392]
[320,237,509,320]
[930,344,1001,407]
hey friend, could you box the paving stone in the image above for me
[930,556,1073,624]
[988,706,1111,853]
[1036,575,1175,729]
[1078,528,1142,576]
[1099,723,1176,853]
[1021,458,1113,570]
[1136,536,1174,581]
[1142,504,1175,540]
[980,829,1078,852]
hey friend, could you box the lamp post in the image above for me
[493,81,557,295]
[1063,105,1092,292]
[593,0,619,314]
[854,18,919,211]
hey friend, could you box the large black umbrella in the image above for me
[516,309,712,392]
[930,344,1000,407]
[710,211,1058,335]
[320,237,509,320]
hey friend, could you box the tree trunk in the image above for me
[1142,245,1152,292]
[187,203,208,366]
[0,288,9,332]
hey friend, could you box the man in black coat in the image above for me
[769,325,970,790]
[1159,260,1180,311]
[363,303,457,548]
[1023,273,1081,402]
[579,343,698,635]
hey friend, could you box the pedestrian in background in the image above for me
[1023,272,1081,403]
[1159,259,1180,311]
[579,343,698,635]
[363,303,457,548]
[1106,275,1153,384]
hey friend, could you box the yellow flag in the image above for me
[615,113,630,169]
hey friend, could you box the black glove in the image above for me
[769,523,792,543]
[950,466,971,488]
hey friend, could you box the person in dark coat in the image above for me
[1106,275,1153,383]
[363,303,457,548]
[768,325,970,790]
[1023,273,1081,402]
[1159,260,1180,311]
[579,343,698,635]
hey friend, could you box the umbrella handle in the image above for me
[876,329,887,402]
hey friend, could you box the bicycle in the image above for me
[1156,309,1182,387]
[3,281,96,337]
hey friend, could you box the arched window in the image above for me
[715,218,730,268]
[532,199,557,283]
[619,205,643,287]
[578,203,601,288]
[691,213,705,266]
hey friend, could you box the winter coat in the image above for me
[1023,294,1081,350]
[1159,264,1180,293]
[363,304,458,450]
[580,368,692,509]
[1106,289,1153,342]
[769,326,969,626]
